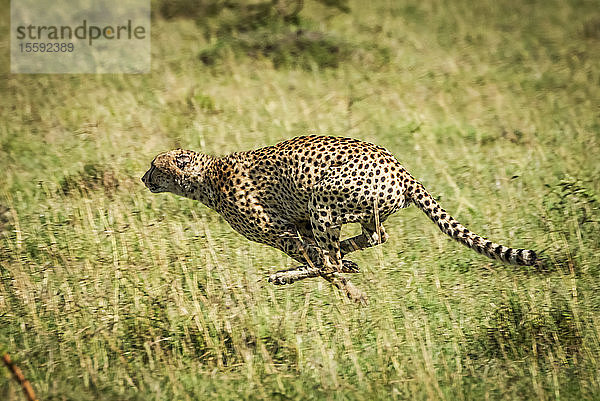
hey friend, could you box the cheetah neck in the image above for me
[179,154,221,210]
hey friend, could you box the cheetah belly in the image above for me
[216,186,309,244]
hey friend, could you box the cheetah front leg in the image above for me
[292,221,361,274]
[268,265,366,304]
[268,260,360,285]
[263,217,367,304]
[310,203,368,304]
[268,264,321,285]
[265,225,326,285]
[274,222,384,287]
[320,272,368,305]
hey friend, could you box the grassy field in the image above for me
[1,0,600,399]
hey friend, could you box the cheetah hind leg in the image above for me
[293,219,360,273]
[309,217,368,303]
[268,260,359,285]
[340,222,388,257]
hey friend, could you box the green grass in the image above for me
[1,0,600,399]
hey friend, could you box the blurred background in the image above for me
[1,0,599,399]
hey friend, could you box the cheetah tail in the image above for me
[409,183,537,266]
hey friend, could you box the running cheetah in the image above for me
[142,136,537,303]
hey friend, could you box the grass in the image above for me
[1,0,600,399]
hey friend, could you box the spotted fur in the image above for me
[142,135,537,302]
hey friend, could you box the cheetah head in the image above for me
[142,149,202,196]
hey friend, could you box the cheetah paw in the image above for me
[268,273,294,285]
[344,282,369,305]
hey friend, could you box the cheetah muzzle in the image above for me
[142,136,538,303]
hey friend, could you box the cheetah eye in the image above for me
[176,155,191,169]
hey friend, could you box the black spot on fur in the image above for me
[516,248,524,264]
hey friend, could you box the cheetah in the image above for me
[142,135,537,303]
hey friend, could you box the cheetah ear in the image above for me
[175,154,191,169]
